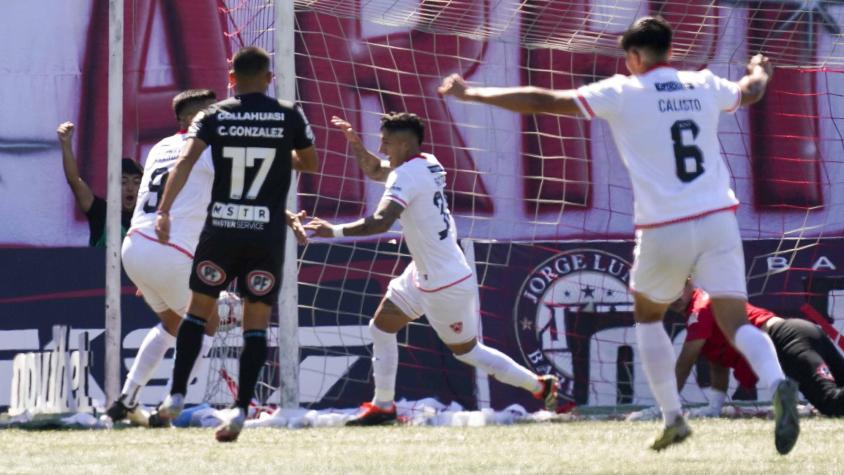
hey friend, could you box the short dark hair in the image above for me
[172,89,216,119]
[619,16,672,57]
[380,112,425,145]
[232,46,271,77]
[122,158,143,176]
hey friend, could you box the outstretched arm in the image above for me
[331,116,391,182]
[57,122,95,213]
[155,137,206,243]
[305,198,404,238]
[737,54,773,106]
[438,74,584,116]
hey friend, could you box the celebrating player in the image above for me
[306,113,559,426]
[439,16,799,453]
[106,89,222,425]
[153,47,318,442]
[671,283,844,418]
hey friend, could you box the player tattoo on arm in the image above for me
[305,199,404,238]
[438,74,584,117]
[57,121,95,213]
[674,338,705,392]
[155,137,207,243]
[737,54,773,106]
[330,115,391,182]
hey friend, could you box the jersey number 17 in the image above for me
[223,146,276,199]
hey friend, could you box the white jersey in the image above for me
[383,153,473,291]
[129,131,214,252]
[575,67,742,227]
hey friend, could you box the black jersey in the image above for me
[188,92,314,241]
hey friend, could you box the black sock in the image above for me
[236,329,267,411]
[170,314,206,396]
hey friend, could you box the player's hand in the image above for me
[57,121,75,145]
[155,213,171,244]
[330,116,363,146]
[438,74,470,100]
[303,217,336,238]
[747,54,773,78]
[286,209,309,245]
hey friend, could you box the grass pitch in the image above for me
[2,418,843,474]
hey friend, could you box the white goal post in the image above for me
[104,0,124,406]
[275,0,300,409]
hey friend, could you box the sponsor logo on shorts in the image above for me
[515,248,633,405]
[247,270,275,296]
[450,322,463,334]
[196,260,226,286]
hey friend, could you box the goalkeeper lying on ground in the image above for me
[634,281,844,419]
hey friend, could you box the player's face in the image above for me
[379,130,410,167]
[121,173,141,211]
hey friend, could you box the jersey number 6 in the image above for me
[671,119,704,183]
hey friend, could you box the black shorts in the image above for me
[768,318,844,416]
[190,231,284,304]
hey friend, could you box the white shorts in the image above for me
[121,231,194,314]
[384,262,478,345]
[631,210,747,303]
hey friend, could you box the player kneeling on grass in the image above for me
[107,89,222,425]
[670,282,844,418]
[306,112,559,426]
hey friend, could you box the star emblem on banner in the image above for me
[520,317,533,331]
[581,285,596,298]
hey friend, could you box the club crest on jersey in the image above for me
[514,249,632,405]
[450,322,463,334]
[196,260,226,286]
[247,271,275,296]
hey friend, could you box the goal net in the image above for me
[205,0,844,414]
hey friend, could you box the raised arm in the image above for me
[155,137,206,243]
[305,198,404,238]
[438,74,584,116]
[737,54,773,106]
[331,116,391,182]
[57,121,95,213]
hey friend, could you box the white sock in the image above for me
[186,335,215,387]
[453,343,541,393]
[122,324,176,406]
[733,324,785,390]
[636,322,683,426]
[370,321,398,407]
